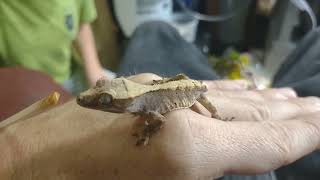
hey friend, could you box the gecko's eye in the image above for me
[99,93,112,105]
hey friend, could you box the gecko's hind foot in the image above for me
[134,122,163,146]
[211,113,222,120]
[223,117,235,121]
[136,136,150,146]
[210,113,234,121]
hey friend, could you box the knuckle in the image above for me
[248,91,264,100]
[261,89,285,100]
[291,99,309,111]
[291,97,320,112]
[233,90,264,101]
[281,88,297,97]
[304,96,320,105]
[249,101,273,121]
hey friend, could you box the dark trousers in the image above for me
[118,21,320,180]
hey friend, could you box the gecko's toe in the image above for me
[143,137,150,146]
[211,114,222,120]
[224,117,235,121]
[136,136,149,146]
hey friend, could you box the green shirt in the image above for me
[0,0,97,83]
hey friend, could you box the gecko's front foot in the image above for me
[133,111,165,146]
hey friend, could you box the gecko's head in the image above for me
[76,78,115,111]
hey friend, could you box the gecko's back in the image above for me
[124,79,207,114]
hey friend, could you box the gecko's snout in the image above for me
[76,94,94,107]
[76,95,85,105]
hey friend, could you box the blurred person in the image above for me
[0,0,107,89]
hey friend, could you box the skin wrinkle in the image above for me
[206,96,275,122]
[290,99,310,116]
[258,121,292,166]
[178,112,202,177]
[293,97,320,113]
[252,101,273,121]
[257,119,320,166]
[207,124,246,175]
[190,118,230,177]
[137,111,196,179]
[236,91,265,101]
[207,89,291,102]
[205,91,320,123]
[208,89,283,101]
[241,99,271,122]
[303,118,320,143]
[216,121,290,174]
[171,111,223,178]
[286,117,320,161]
[294,121,319,151]
[223,125,261,173]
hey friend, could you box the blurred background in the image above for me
[100,0,320,88]
[2,0,319,118]
[2,0,320,93]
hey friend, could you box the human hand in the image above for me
[2,73,320,180]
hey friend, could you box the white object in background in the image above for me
[113,0,198,42]
[113,0,173,37]
[103,69,116,79]
[290,0,317,29]
[169,13,199,42]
